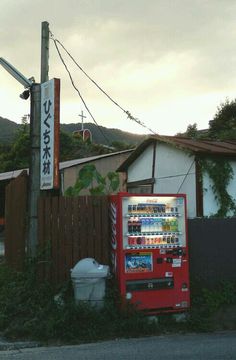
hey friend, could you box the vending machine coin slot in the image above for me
[172,248,183,256]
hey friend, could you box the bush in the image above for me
[0,264,160,343]
[1,262,236,343]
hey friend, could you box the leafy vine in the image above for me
[198,157,236,217]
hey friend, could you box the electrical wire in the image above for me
[156,172,195,180]
[49,29,158,135]
[177,159,195,194]
[50,32,111,145]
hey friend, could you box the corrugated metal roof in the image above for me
[0,149,134,181]
[0,169,28,181]
[118,135,236,171]
[59,149,133,170]
[160,136,236,154]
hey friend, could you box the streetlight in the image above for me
[0,57,41,256]
[0,57,34,88]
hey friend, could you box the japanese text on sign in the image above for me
[40,79,60,190]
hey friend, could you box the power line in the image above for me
[49,29,158,135]
[50,32,111,145]
[177,159,195,194]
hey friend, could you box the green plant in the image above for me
[1,259,236,343]
[65,164,120,196]
[0,263,161,342]
[199,157,236,217]
[187,280,236,332]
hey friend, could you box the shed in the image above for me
[117,136,236,218]
[0,149,133,222]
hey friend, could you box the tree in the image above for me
[0,119,30,172]
[208,98,236,139]
[185,123,198,138]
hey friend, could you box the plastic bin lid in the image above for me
[71,258,109,278]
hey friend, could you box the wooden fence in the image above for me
[4,175,236,288]
[5,171,28,270]
[37,195,110,284]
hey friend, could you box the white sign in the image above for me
[40,79,60,190]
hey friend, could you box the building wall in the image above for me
[153,143,196,218]
[128,144,153,182]
[202,160,236,216]
[62,153,130,194]
[126,142,197,218]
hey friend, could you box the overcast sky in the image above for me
[1,0,236,135]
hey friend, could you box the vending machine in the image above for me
[110,193,190,314]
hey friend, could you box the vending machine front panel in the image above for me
[110,193,190,314]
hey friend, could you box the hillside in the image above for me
[0,117,20,143]
[60,122,145,145]
[0,117,146,146]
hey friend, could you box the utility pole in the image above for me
[28,83,41,256]
[41,21,49,83]
[28,21,49,256]
[1,22,52,256]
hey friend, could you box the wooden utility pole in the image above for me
[28,83,41,256]
[28,21,50,256]
[41,21,49,83]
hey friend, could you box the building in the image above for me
[0,149,134,224]
[117,136,236,218]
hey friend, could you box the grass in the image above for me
[0,261,235,344]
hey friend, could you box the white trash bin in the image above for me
[71,258,109,308]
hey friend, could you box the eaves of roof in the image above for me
[117,135,236,171]
[59,149,134,170]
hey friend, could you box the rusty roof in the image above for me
[117,135,236,171]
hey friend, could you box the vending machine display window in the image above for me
[122,196,186,250]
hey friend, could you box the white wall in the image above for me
[126,141,236,218]
[203,160,236,216]
[126,142,197,218]
[128,144,153,182]
[153,143,196,218]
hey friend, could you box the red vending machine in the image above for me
[110,193,190,314]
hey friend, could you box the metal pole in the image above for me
[28,83,41,257]
[41,21,49,83]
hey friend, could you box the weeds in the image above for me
[0,262,235,343]
[0,264,160,343]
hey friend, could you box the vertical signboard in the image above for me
[40,78,60,190]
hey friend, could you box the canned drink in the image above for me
[128,236,135,246]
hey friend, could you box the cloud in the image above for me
[1,0,236,135]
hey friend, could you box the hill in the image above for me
[0,117,20,143]
[0,117,146,146]
[60,122,145,145]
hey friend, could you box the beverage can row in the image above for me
[128,236,179,246]
[128,218,178,233]
[128,203,178,214]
